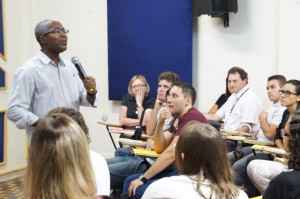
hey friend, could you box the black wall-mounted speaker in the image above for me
[198,0,238,16]
[197,0,238,27]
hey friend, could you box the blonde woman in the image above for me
[25,113,97,199]
[142,121,248,199]
[119,75,155,130]
[47,107,110,196]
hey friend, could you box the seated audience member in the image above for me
[119,75,155,131]
[226,75,286,197]
[208,77,232,114]
[107,72,180,193]
[48,107,110,196]
[204,67,263,152]
[263,108,300,199]
[207,77,233,130]
[142,121,248,199]
[25,113,97,199]
[122,82,208,199]
[247,79,300,194]
[146,71,180,136]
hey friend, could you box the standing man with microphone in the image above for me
[7,19,99,145]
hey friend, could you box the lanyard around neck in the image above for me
[230,88,249,114]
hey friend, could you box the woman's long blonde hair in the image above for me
[175,121,241,199]
[25,113,96,199]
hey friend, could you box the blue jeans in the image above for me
[107,148,149,189]
[225,140,237,152]
[228,146,260,197]
[122,168,178,199]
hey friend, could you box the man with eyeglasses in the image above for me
[7,19,99,145]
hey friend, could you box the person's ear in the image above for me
[185,96,192,106]
[181,152,184,160]
[40,35,46,45]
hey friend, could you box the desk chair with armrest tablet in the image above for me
[97,121,122,150]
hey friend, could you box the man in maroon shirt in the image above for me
[123,82,208,198]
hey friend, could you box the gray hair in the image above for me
[34,19,54,44]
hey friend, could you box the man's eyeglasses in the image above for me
[279,90,297,97]
[132,84,146,89]
[42,28,69,36]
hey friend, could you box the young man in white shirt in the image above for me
[229,75,286,197]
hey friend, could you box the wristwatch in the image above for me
[138,174,148,183]
[87,90,97,97]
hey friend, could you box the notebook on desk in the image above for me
[251,144,266,150]
[244,139,274,146]
[227,135,246,141]
[221,129,251,137]
[251,145,287,155]
[110,128,149,139]
[262,147,287,155]
[133,148,160,158]
[221,129,240,136]
[117,138,147,147]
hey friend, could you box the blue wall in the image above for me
[107,0,193,100]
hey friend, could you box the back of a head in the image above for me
[47,107,90,143]
[25,113,96,199]
[175,121,239,198]
[171,81,196,105]
[176,121,228,176]
[288,109,300,170]
[158,71,180,85]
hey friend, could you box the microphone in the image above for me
[71,56,87,79]
[71,56,94,93]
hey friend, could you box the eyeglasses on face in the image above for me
[132,84,146,89]
[279,89,297,97]
[42,28,69,36]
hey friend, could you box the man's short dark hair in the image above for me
[227,66,248,80]
[268,75,286,88]
[171,82,196,105]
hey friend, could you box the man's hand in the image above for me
[146,138,154,150]
[83,76,97,94]
[128,178,144,196]
[155,94,164,106]
[158,107,172,125]
[252,131,259,138]
[259,111,268,122]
